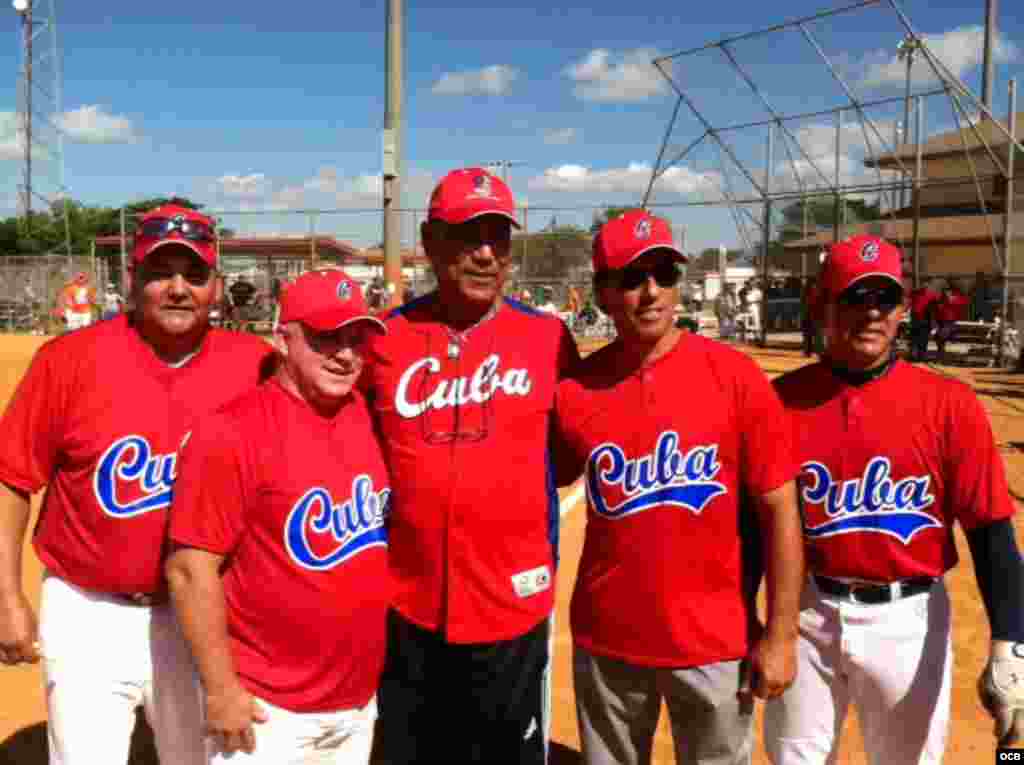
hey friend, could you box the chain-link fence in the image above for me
[0,253,106,333]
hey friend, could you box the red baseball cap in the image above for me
[820,235,904,300]
[592,209,687,272]
[278,268,386,334]
[132,205,218,267]
[428,167,520,227]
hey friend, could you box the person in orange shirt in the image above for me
[60,272,97,331]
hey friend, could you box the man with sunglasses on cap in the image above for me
[553,209,804,765]
[360,167,579,764]
[0,204,271,765]
[167,268,390,765]
[764,235,1024,763]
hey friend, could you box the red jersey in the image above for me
[774,360,1014,581]
[909,287,940,321]
[935,291,968,323]
[554,334,797,668]
[361,295,579,643]
[0,315,271,594]
[169,380,390,712]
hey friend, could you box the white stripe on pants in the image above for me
[208,696,376,765]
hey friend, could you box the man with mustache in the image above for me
[361,167,579,764]
[554,209,803,765]
[764,235,1024,762]
[0,204,271,764]
[167,268,391,764]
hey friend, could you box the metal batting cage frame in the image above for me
[640,0,1024,357]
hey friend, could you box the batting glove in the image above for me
[979,640,1024,746]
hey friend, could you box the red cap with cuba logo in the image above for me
[427,167,520,228]
[820,235,904,299]
[592,209,687,272]
[132,205,218,267]
[278,268,387,333]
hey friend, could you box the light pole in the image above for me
[14,0,31,221]
[382,0,403,309]
[897,34,921,210]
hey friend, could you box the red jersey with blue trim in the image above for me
[360,294,579,643]
[554,333,797,668]
[774,359,1014,581]
[0,315,271,594]
[169,380,390,712]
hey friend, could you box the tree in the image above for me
[590,206,635,234]
[513,224,591,284]
[778,197,881,241]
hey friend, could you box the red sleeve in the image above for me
[739,360,798,496]
[0,342,66,494]
[168,414,250,555]
[945,385,1015,529]
[551,381,586,488]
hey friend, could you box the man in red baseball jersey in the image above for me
[554,209,804,765]
[361,167,579,764]
[0,204,271,765]
[166,268,390,764]
[933,279,969,364]
[907,277,941,362]
[764,235,1024,763]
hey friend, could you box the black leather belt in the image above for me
[814,576,934,604]
[112,592,168,607]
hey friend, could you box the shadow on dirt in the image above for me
[0,711,157,765]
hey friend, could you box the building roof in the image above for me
[93,234,363,261]
[355,246,431,267]
[781,212,1024,250]
[866,112,1024,168]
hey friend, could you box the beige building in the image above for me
[783,112,1024,281]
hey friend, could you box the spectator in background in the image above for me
[746,277,764,344]
[908,278,941,362]
[58,272,98,332]
[971,271,994,323]
[934,279,969,364]
[101,282,124,321]
[715,283,738,341]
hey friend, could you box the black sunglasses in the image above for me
[137,216,215,242]
[610,260,681,291]
[838,283,903,312]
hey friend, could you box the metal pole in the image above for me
[902,40,914,209]
[833,109,842,244]
[382,0,403,309]
[22,1,33,222]
[119,207,127,295]
[761,124,773,346]
[912,96,924,290]
[982,0,998,111]
[1000,79,1016,366]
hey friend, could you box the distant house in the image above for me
[782,112,1024,280]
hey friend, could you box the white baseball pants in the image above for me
[763,577,952,765]
[208,696,376,765]
[38,572,206,765]
[63,311,91,331]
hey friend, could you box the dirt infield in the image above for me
[0,333,1018,764]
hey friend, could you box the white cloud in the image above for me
[431,65,519,96]
[0,112,20,160]
[57,105,137,144]
[565,49,667,102]
[859,26,1019,88]
[214,173,269,198]
[542,128,577,145]
[528,162,715,195]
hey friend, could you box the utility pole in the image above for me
[897,34,921,209]
[982,0,998,110]
[382,0,403,309]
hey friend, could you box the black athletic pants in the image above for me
[374,609,549,765]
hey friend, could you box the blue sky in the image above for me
[1,0,1022,254]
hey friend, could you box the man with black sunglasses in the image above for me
[764,235,1024,762]
[554,209,804,765]
[0,203,272,764]
[360,168,579,765]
